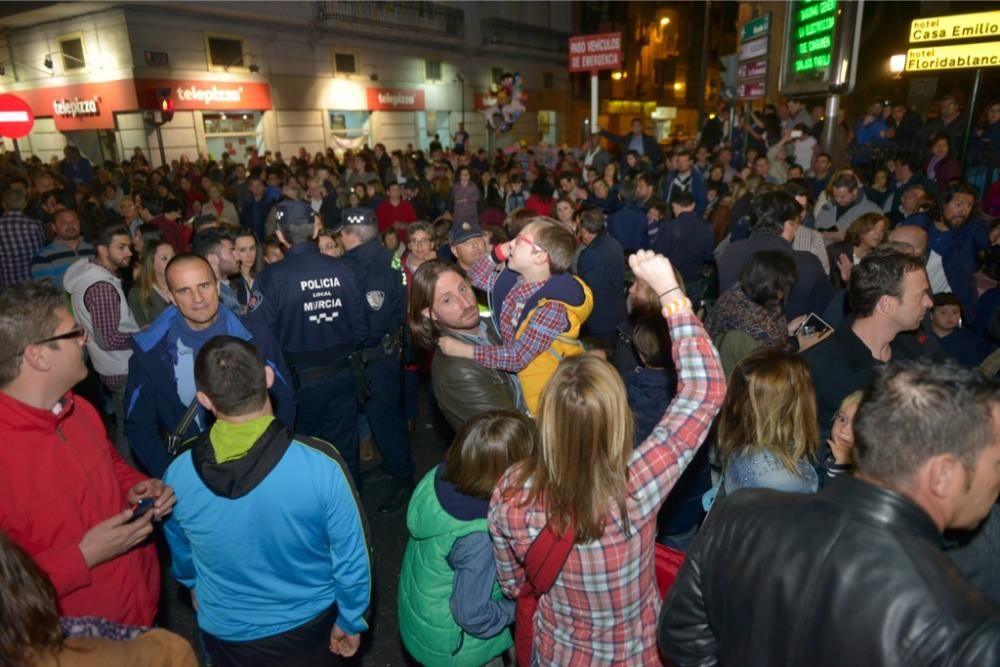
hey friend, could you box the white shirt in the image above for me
[926,250,952,294]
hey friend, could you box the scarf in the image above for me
[705,285,788,347]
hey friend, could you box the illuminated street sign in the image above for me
[905,42,1000,71]
[909,10,1000,44]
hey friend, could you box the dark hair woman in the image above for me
[0,530,197,667]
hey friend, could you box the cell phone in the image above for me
[790,129,803,139]
[126,497,155,523]
[795,312,833,338]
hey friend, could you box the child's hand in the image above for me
[438,336,475,359]
[628,250,679,303]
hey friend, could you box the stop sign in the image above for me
[0,94,34,139]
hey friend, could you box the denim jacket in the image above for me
[723,450,819,495]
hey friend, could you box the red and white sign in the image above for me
[366,87,425,111]
[0,94,35,138]
[134,79,273,111]
[738,59,768,80]
[568,32,623,73]
[737,81,767,100]
[1,79,137,131]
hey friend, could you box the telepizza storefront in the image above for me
[3,77,273,164]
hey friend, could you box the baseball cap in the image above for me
[404,178,420,191]
[332,207,377,233]
[274,199,314,226]
[449,220,483,245]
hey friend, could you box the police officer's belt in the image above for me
[360,332,401,364]
[284,345,354,386]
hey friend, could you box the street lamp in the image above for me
[43,52,87,70]
[224,52,260,73]
[889,54,906,80]
[660,17,671,27]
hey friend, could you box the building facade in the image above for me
[0,1,571,165]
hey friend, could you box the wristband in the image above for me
[657,286,681,300]
[492,244,507,263]
[661,297,693,318]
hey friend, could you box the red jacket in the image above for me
[375,199,418,240]
[0,391,159,626]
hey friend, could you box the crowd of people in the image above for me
[1,89,1000,667]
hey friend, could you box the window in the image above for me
[654,59,676,87]
[57,33,86,71]
[203,112,258,135]
[205,33,246,70]
[333,52,358,75]
[491,67,504,84]
[543,72,555,89]
[329,111,372,148]
[425,59,442,81]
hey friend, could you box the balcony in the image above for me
[314,1,465,40]
[480,18,568,55]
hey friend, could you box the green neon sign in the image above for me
[789,0,838,74]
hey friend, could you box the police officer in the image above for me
[246,200,369,483]
[337,207,415,514]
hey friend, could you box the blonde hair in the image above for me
[718,348,819,474]
[509,355,633,542]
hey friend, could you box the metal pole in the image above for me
[155,124,167,168]
[461,77,465,125]
[590,72,599,131]
[697,1,711,130]
[12,138,23,168]
[821,94,840,156]
[959,67,982,178]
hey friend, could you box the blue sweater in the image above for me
[163,423,371,642]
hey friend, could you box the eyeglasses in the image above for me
[514,234,544,253]
[11,327,87,359]
[34,327,88,346]
[409,238,432,247]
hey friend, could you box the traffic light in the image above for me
[158,87,174,122]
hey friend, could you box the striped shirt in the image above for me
[31,239,96,290]
[489,312,725,665]
[0,211,46,287]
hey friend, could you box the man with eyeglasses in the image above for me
[0,281,174,627]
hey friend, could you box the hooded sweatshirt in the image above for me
[163,420,371,642]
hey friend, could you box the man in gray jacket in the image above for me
[814,171,882,243]
[408,259,520,431]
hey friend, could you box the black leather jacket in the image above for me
[659,476,1000,666]
[430,323,520,431]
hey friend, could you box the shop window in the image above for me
[543,72,555,89]
[203,112,258,135]
[417,111,451,153]
[57,33,86,71]
[205,33,246,70]
[425,59,442,82]
[204,112,263,160]
[333,52,358,75]
[538,110,558,146]
[329,111,371,149]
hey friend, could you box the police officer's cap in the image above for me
[274,199,314,226]
[334,207,377,233]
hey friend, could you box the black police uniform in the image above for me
[339,208,415,502]
[247,200,369,483]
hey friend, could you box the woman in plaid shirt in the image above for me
[489,250,725,665]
